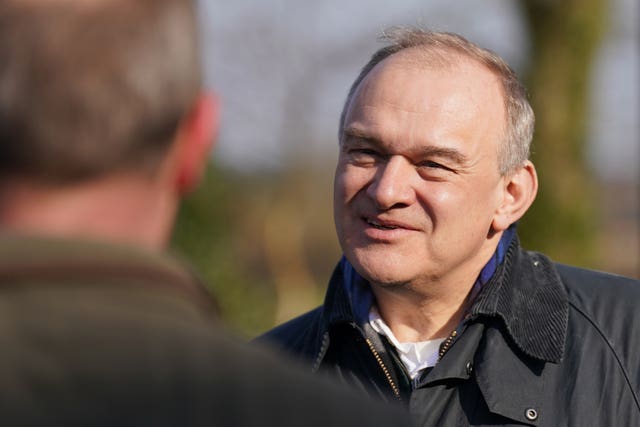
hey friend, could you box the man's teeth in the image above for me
[366,219,397,230]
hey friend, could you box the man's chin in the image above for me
[348,254,414,287]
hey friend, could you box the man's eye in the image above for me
[419,160,447,169]
[417,160,455,178]
[349,149,379,162]
[352,148,377,155]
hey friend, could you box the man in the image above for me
[0,1,411,426]
[258,28,640,426]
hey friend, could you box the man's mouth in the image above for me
[365,218,399,230]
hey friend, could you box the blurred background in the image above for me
[171,0,639,337]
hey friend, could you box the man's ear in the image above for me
[492,160,538,232]
[174,92,219,195]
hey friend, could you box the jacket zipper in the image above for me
[361,325,460,400]
[438,329,458,360]
[312,333,330,373]
[364,337,402,401]
[315,328,402,401]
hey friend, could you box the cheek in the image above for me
[444,182,503,230]
[334,164,372,203]
[333,164,356,228]
[415,183,489,228]
[415,184,454,215]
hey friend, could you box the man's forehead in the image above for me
[352,53,501,109]
[347,48,505,124]
[342,47,507,159]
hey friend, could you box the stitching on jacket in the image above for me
[567,301,640,411]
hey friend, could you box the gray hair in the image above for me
[339,28,535,175]
[0,0,201,183]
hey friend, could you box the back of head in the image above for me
[339,28,535,175]
[0,0,201,184]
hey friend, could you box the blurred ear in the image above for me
[174,92,219,195]
[491,161,538,232]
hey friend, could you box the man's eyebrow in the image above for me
[342,127,382,144]
[342,126,468,164]
[417,146,468,165]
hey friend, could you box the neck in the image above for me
[0,173,178,251]
[370,284,468,342]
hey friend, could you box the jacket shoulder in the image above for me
[557,263,640,327]
[253,307,324,361]
[556,263,640,397]
[556,263,640,307]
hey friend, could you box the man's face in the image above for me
[334,51,509,290]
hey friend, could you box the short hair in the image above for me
[339,28,535,175]
[0,0,201,183]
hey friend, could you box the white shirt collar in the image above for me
[369,306,444,379]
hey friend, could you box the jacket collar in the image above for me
[470,237,569,363]
[320,232,569,364]
[0,233,218,314]
[320,257,360,329]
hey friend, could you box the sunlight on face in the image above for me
[334,49,508,290]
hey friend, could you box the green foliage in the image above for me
[170,163,276,338]
[170,162,339,337]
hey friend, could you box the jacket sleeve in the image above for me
[252,307,324,364]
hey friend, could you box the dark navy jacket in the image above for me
[258,236,640,426]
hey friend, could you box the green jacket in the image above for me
[0,234,409,427]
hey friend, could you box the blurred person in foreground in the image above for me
[258,28,640,426]
[0,1,412,426]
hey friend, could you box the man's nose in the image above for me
[366,156,415,210]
